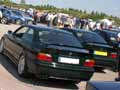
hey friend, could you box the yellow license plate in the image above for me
[94,51,107,56]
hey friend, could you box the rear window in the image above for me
[37,30,82,48]
[76,32,107,44]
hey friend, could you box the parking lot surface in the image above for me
[0,24,118,90]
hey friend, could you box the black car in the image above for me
[0,25,95,82]
[94,29,120,47]
[60,28,119,71]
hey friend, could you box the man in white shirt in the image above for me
[0,10,3,19]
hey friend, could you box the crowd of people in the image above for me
[0,5,119,31]
[35,12,116,31]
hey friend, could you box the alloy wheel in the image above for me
[18,55,25,75]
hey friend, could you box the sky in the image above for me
[11,0,120,17]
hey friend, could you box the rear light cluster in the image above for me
[110,52,117,59]
[37,53,53,62]
[84,59,95,67]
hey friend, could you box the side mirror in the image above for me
[7,30,12,34]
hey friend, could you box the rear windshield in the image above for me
[76,32,107,44]
[37,30,82,48]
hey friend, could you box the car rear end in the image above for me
[27,29,95,82]
[33,45,95,81]
[85,43,119,71]
[68,30,119,71]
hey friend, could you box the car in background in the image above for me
[86,81,120,90]
[0,8,34,24]
[60,28,119,71]
[0,25,95,83]
[94,29,120,47]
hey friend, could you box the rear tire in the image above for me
[18,54,28,77]
[1,17,8,24]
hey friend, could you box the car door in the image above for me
[13,27,34,61]
[4,26,29,60]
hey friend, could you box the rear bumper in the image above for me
[33,61,94,81]
[94,56,118,71]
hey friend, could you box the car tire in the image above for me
[0,39,4,54]
[16,20,21,25]
[1,17,8,24]
[18,54,28,77]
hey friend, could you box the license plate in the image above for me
[58,57,79,64]
[94,51,107,56]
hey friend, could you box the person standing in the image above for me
[115,33,120,81]
[46,13,53,27]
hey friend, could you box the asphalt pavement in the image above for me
[0,24,118,90]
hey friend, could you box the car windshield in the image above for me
[76,32,107,44]
[38,30,82,48]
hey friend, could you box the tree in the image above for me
[20,0,25,5]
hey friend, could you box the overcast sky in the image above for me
[11,0,120,17]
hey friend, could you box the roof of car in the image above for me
[25,25,72,34]
[61,28,97,34]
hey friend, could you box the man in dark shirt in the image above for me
[115,33,120,81]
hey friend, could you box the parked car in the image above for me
[94,29,120,47]
[0,8,34,24]
[86,81,120,90]
[60,28,119,71]
[0,25,95,83]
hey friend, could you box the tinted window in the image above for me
[22,28,34,42]
[37,30,82,47]
[47,31,82,47]
[38,30,50,42]
[14,27,28,38]
[106,31,118,44]
[4,10,10,15]
[76,32,107,44]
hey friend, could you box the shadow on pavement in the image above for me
[0,54,79,90]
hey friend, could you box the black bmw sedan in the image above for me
[0,25,95,82]
[60,28,119,71]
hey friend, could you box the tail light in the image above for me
[84,59,95,67]
[110,52,117,59]
[36,53,53,62]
